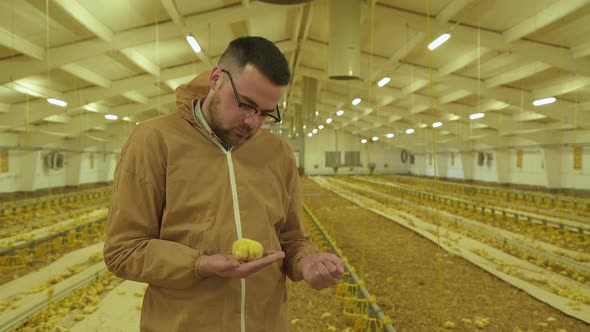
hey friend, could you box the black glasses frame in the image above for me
[220,68,281,123]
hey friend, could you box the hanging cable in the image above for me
[426,0,445,328]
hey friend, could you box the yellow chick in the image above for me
[232,239,264,262]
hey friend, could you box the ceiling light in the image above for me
[428,33,451,50]
[361,139,367,144]
[433,122,443,128]
[105,114,118,120]
[122,116,131,121]
[186,34,202,53]
[47,98,67,107]
[377,77,390,87]
[312,128,317,134]
[352,98,361,105]
[307,133,312,137]
[336,110,344,116]
[372,136,379,141]
[406,128,414,134]
[469,113,485,120]
[318,125,324,129]
[533,97,556,106]
[326,118,333,124]
[386,133,394,138]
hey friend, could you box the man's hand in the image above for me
[196,250,285,278]
[300,252,345,290]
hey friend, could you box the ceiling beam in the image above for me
[484,61,551,88]
[0,2,287,85]
[502,0,590,42]
[572,40,590,59]
[375,3,590,77]
[369,32,425,82]
[0,27,44,60]
[119,49,160,76]
[60,63,112,88]
[439,89,471,104]
[121,91,148,104]
[439,47,491,76]
[0,62,209,131]
[6,80,62,99]
[533,75,590,99]
[402,79,429,95]
[53,0,113,42]
[159,0,212,66]
[436,0,475,23]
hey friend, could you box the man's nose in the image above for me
[244,115,263,129]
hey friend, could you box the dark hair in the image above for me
[218,36,290,86]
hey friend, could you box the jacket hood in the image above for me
[175,71,211,126]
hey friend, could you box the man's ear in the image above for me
[209,66,223,91]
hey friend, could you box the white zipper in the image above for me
[192,104,246,332]
[225,152,246,332]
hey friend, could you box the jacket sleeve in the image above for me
[279,154,320,282]
[103,124,205,289]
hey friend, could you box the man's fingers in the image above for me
[316,263,339,285]
[235,251,284,276]
[324,260,344,279]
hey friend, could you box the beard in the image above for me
[208,92,256,147]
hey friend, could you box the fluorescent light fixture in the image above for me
[352,98,361,105]
[105,114,118,120]
[406,128,415,134]
[428,33,451,50]
[372,136,379,141]
[312,129,318,134]
[307,133,312,137]
[433,122,443,128]
[336,110,344,116]
[533,97,556,106]
[326,118,333,124]
[122,116,131,121]
[318,125,324,129]
[361,139,367,144]
[469,113,485,120]
[47,98,67,107]
[377,77,390,87]
[386,133,394,138]
[186,34,202,53]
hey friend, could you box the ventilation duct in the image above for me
[328,0,361,80]
[302,77,319,123]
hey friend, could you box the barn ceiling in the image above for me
[0,0,589,152]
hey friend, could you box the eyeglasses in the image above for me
[220,68,281,123]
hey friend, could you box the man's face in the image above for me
[207,64,284,147]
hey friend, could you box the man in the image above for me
[104,36,344,332]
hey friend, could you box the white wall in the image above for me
[285,128,409,175]
[561,146,590,190]
[506,149,546,187]
[0,146,117,194]
[409,146,590,190]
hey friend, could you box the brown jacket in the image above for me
[104,74,319,332]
